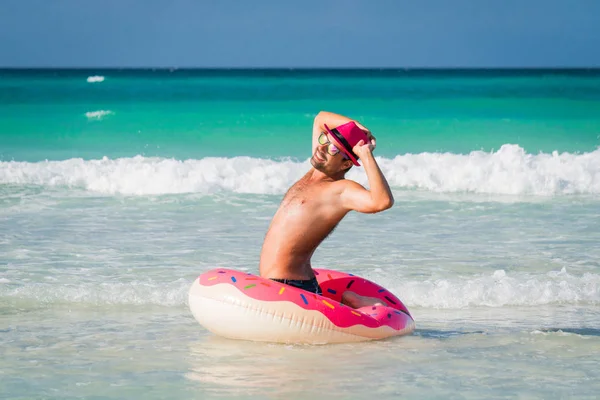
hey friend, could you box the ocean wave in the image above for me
[0,145,599,196]
[0,279,190,307]
[85,110,113,119]
[391,268,600,309]
[0,269,597,308]
[86,75,105,83]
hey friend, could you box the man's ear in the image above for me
[341,159,353,172]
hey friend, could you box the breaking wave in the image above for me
[1,145,599,196]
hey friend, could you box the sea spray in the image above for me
[1,145,598,196]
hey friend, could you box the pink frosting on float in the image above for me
[198,268,413,330]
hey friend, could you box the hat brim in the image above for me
[323,124,361,166]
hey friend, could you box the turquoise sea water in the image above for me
[1,69,600,399]
[2,69,600,162]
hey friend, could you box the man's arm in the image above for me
[312,111,374,154]
[339,141,394,213]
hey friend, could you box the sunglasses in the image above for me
[318,133,349,159]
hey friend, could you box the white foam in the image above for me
[382,144,600,195]
[0,279,190,307]
[0,145,599,196]
[0,269,597,309]
[85,110,113,119]
[392,268,600,309]
[86,75,105,83]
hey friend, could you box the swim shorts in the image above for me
[270,277,323,295]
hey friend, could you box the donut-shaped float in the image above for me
[188,268,415,344]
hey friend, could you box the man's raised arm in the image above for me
[339,140,394,214]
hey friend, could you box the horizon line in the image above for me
[1,66,600,71]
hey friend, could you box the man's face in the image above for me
[311,133,352,174]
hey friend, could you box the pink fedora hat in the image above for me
[323,121,369,166]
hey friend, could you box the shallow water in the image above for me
[1,189,599,399]
[3,305,599,399]
[2,69,600,399]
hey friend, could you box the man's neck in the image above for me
[308,168,345,182]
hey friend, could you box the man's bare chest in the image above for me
[281,179,324,207]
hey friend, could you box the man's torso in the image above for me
[259,171,348,280]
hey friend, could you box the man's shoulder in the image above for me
[328,178,364,194]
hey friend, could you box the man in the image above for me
[258,111,394,308]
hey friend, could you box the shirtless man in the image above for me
[258,111,394,308]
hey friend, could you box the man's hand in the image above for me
[352,139,375,160]
[354,121,376,149]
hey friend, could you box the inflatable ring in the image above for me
[189,268,415,344]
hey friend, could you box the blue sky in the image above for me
[1,0,599,68]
